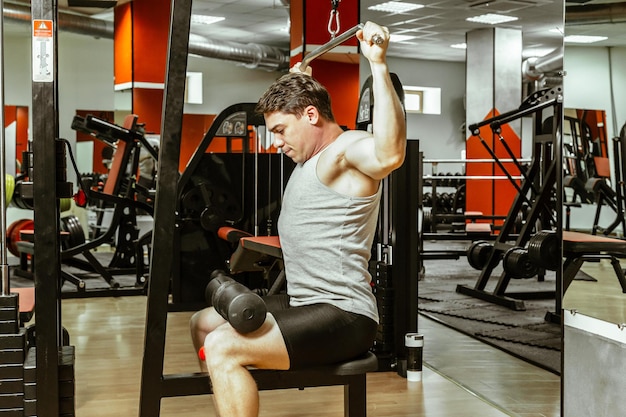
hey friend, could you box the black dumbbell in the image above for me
[205,270,267,334]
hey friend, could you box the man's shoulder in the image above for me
[334,129,372,148]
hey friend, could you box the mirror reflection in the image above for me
[561,1,626,415]
[358,0,562,415]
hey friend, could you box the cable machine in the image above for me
[456,86,564,311]
[139,4,416,412]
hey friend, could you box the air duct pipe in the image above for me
[566,2,626,25]
[520,0,626,83]
[3,1,290,71]
[522,45,564,82]
[187,39,289,71]
[518,0,626,81]
[4,1,114,38]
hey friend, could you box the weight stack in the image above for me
[24,345,76,417]
[0,294,27,417]
[370,261,395,370]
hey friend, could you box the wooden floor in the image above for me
[29,253,626,416]
[49,292,562,417]
[563,258,626,324]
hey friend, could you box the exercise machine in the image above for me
[139,11,402,416]
[456,86,563,310]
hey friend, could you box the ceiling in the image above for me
[11,0,626,63]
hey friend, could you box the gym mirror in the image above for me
[561,106,625,320]
[562,6,626,322]
[561,3,626,414]
[361,0,563,412]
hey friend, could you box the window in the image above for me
[403,86,441,115]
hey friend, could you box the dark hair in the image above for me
[255,72,335,122]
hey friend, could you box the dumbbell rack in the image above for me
[0,295,76,416]
[0,294,26,415]
[455,87,563,310]
[422,174,466,233]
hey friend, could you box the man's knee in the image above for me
[190,310,199,330]
[204,327,239,369]
[190,307,222,334]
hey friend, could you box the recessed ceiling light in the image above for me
[368,2,424,13]
[190,14,225,26]
[564,35,608,44]
[466,13,518,24]
[450,43,467,49]
[391,34,417,42]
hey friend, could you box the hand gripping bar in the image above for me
[300,23,384,71]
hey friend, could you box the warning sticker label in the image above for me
[32,19,54,82]
[33,20,53,38]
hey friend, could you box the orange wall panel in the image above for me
[4,106,29,169]
[114,3,133,87]
[132,0,170,84]
[313,60,360,130]
[114,0,170,134]
[466,110,521,219]
[290,0,304,63]
[4,105,16,126]
[304,0,358,46]
[15,106,29,164]
[180,113,216,171]
[133,89,164,135]
[466,124,495,218]
[576,109,608,158]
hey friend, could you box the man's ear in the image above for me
[304,105,320,125]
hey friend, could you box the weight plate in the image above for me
[467,240,492,270]
[503,247,538,279]
[528,230,560,271]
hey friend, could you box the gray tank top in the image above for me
[277,140,381,323]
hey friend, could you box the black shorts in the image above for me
[263,294,377,370]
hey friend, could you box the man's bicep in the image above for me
[344,136,390,180]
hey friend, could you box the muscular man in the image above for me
[190,21,406,417]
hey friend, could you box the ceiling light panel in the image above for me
[390,34,418,42]
[468,0,537,14]
[564,35,608,44]
[368,2,425,13]
[466,13,519,24]
[190,14,225,25]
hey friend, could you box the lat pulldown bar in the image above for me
[299,23,384,71]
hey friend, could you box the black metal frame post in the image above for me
[391,140,420,358]
[138,0,192,415]
[31,0,62,415]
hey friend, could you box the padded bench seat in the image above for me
[562,231,626,293]
[465,222,492,235]
[162,351,379,417]
[229,235,282,273]
[464,211,484,221]
[12,287,35,324]
[563,231,626,253]
[218,226,285,296]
